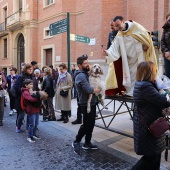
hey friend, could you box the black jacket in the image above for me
[161,23,170,54]
[133,81,170,156]
[41,75,54,98]
[75,70,96,106]
[107,30,118,49]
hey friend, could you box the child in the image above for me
[22,79,41,143]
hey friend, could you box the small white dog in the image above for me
[87,64,108,113]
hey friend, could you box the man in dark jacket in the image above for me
[72,54,101,154]
[0,69,7,126]
[107,19,118,49]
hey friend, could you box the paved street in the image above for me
[0,102,133,170]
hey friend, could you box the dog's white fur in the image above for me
[87,64,107,113]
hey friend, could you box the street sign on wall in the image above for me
[49,18,67,36]
[70,34,90,43]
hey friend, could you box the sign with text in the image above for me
[49,18,67,36]
[70,34,90,43]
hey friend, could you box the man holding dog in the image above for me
[72,54,101,154]
[104,16,157,96]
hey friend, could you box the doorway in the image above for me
[46,48,52,66]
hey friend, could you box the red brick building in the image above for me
[0,0,169,74]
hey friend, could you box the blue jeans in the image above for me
[27,113,39,138]
[16,109,25,129]
[164,57,170,79]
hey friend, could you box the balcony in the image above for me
[6,9,23,31]
[0,22,8,37]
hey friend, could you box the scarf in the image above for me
[58,71,67,83]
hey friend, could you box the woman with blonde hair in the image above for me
[55,63,72,123]
[132,61,170,170]
[161,12,170,78]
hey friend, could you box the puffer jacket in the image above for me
[133,81,170,156]
[161,23,170,54]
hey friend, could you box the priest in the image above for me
[104,16,157,96]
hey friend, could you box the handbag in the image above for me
[9,86,16,97]
[138,110,170,138]
[60,90,68,97]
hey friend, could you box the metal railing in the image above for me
[6,9,22,26]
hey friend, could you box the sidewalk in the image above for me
[52,98,170,170]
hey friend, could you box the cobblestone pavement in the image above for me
[0,106,133,170]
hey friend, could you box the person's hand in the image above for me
[93,88,101,94]
[102,49,108,56]
[142,45,148,51]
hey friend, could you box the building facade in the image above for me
[0,0,170,74]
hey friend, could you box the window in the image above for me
[43,0,54,8]
[44,27,53,39]
[47,0,53,5]
[4,38,7,58]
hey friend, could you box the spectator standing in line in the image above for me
[22,79,41,143]
[14,64,33,132]
[41,67,56,121]
[72,55,101,154]
[7,67,18,116]
[161,12,170,78]
[0,68,7,126]
[70,64,77,99]
[132,61,170,170]
[49,65,59,91]
[55,63,72,123]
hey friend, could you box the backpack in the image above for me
[20,95,26,111]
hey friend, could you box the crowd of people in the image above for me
[0,13,170,169]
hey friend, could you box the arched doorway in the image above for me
[17,34,25,73]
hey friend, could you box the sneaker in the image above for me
[16,127,21,133]
[27,137,35,143]
[72,141,80,154]
[13,109,17,113]
[72,119,82,125]
[82,143,98,150]
[32,135,41,140]
[0,121,3,126]
[63,118,69,123]
[9,110,13,116]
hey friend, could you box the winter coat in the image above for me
[21,88,40,114]
[14,72,33,96]
[75,70,97,106]
[55,72,72,111]
[41,75,54,98]
[161,23,170,54]
[107,30,118,49]
[133,81,170,156]
[7,75,19,92]
[14,72,33,111]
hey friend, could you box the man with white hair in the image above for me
[33,69,42,91]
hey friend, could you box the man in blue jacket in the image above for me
[72,54,101,154]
